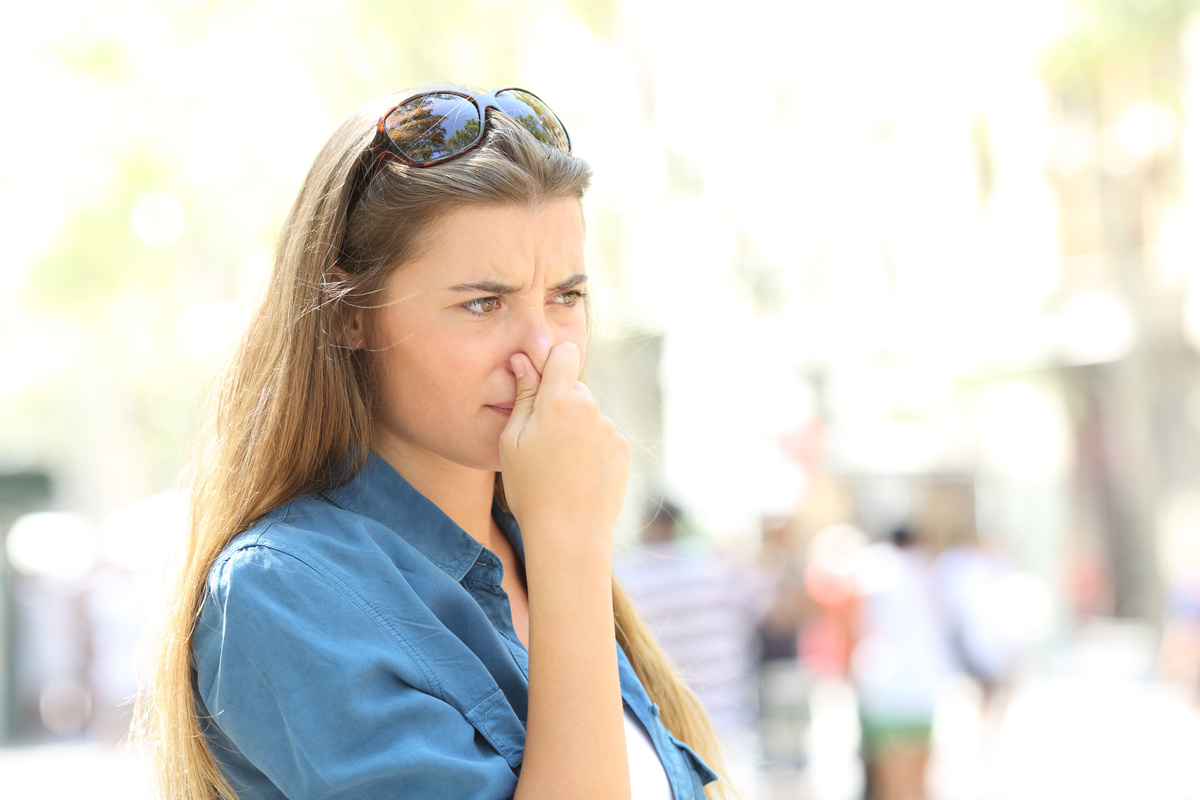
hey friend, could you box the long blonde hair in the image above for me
[135,90,731,799]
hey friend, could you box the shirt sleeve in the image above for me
[192,540,521,800]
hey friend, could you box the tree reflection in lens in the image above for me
[386,94,480,163]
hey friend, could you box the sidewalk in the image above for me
[932,676,1200,800]
[2,667,1198,799]
[757,619,1200,800]
[0,740,152,799]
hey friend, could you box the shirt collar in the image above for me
[322,451,525,582]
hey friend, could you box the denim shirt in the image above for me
[192,452,718,799]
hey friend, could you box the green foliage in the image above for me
[23,156,172,318]
[349,0,521,82]
[445,117,483,153]
[566,0,618,38]
[48,34,128,83]
[1040,0,1197,86]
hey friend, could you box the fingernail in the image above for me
[511,356,526,378]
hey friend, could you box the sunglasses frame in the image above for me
[344,87,571,215]
[367,86,571,168]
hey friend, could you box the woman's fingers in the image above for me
[499,342,629,536]
[505,353,542,439]
[536,341,581,397]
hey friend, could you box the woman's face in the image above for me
[362,198,588,476]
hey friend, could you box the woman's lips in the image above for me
[486,403,514,416]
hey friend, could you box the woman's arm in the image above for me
[500,343,632,800]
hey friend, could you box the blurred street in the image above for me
[7,2,1200,799]
[2,625,1197,800]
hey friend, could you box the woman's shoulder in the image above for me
[198,490,450,670]
[206,487,436,612]
[216,491,378,566]
[205,480,481,617]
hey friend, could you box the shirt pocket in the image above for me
[464,686,527,771]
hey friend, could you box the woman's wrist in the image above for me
[519,520,614,577]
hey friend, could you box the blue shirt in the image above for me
[192,451,718,799]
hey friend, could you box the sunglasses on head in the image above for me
[374,87,570,165]
[346,87,571,209]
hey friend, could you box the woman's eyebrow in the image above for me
[549,273,588,292]
[446,278,520,294]
[446,273,588,294]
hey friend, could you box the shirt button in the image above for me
[650,703,661,717]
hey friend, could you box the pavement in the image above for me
[933,676,1200,800]
[0,738,153,799]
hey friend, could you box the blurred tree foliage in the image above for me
[4,0,619,516]
[1042,0,1196,92]
[1037,0,1197,618]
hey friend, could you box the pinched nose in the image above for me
[512,310,554,377]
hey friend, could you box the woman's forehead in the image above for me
[393,200,587,285]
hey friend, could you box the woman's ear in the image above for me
[329,265,366,350]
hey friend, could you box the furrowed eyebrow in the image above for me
[445,273,588,294]
[549,273,588,292]
[446,278,521,294]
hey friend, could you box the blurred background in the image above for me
[5,0,1200,797]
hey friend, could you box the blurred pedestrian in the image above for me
[801,523,866,681]
[924,478,1049,746]
[617,500,764,787]
[849,524,955,800]
[1157,508,1200,707]
[1159,558,1200,707]
[753,514,815,778]
[934,536,1038,725]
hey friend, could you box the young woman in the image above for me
[137,87,730,799]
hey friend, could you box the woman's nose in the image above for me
[514,307,554,376]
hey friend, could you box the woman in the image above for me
[137,86,728,799]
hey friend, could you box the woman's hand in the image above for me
[500,341,634,799]
[499,342,630,553]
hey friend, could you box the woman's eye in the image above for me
[552,290,586,307]
[464,297,500,315]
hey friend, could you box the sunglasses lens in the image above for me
[382,93,483,164]
[494,89,571,153]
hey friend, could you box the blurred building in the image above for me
[0,471,52,743]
